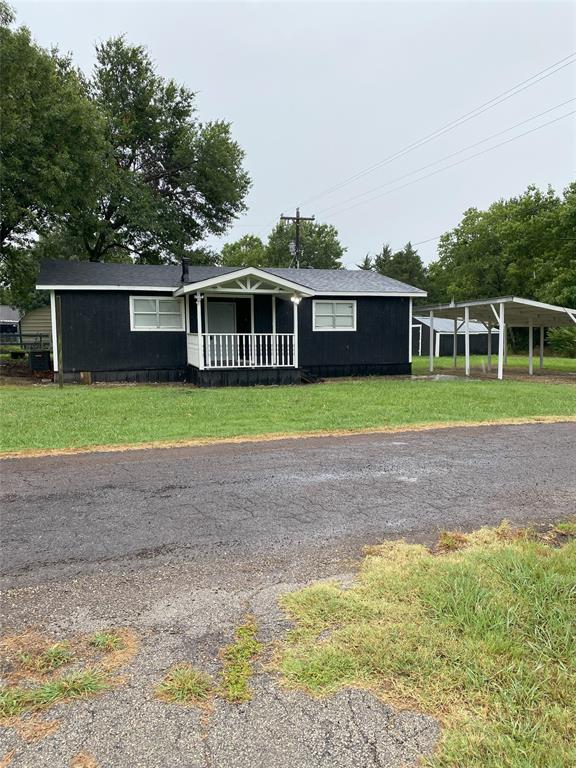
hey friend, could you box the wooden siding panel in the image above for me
[298,296,409,367]
[59,291,186,372]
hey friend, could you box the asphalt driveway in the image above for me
[1,422,575,767]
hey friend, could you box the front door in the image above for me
[206,301,236,366]
[207,301,237,334]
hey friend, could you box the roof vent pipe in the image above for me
[181,257,190,283]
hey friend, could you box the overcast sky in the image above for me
[14,0,576,267]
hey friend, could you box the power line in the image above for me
[317,97,576,215]
[296,52,576,208]
[323,110,576,219]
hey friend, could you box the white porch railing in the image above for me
[187,333,296,369]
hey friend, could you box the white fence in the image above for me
[187,333,296,369]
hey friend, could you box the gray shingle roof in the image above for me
[0,305,21,323]
[414,316,497,334]
[37,261,426,295]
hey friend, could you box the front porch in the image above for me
[177,267,314,374]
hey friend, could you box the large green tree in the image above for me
[265,221,344,268]
[220,234,267,267]
[57,37,250,264]
[428,184,576,306]
[0,3,104,308]
[369,242,427,289]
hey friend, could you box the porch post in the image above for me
[292,296,299,368]
[196,291,204,370]
[272,295,277,365]
[408,298,413,364]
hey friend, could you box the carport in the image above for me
[416,297,576,380]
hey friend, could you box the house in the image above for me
[0,305,21,342]
[19,305,52,348]
[36,261,426,385]
[412,315,498,357]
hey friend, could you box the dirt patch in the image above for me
[70,752,99,768]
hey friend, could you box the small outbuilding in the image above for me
[412,315,498,357]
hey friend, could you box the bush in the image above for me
[547,328,576,358]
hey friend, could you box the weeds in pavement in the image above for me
[19,643,73,674]
[89,632,125,653]
[0,671,108,718]
[276,521,576,768]
[220,615,262,703]
[0,628,138,723]
[156,665,214,706]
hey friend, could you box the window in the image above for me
[313,300,356,331]
[130,296,184,331]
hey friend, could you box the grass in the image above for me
[276,523,576,768]
[412,354,576,374]
[156,665,214,705]
[555,520,576,536]
[220,616,262,703]
[0,628,138,723]
[19,643,73,674]
[0,671,108,718]
[0,374,575,453]
[89,632,125,652]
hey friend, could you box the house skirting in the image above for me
[62,368,187,384]
[187,367,304,388]
[301,363,411,378]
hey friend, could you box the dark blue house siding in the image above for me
[57,290,411,383]
[298,296,410,377]
[59,290,186,380]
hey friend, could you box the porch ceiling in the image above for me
[174,267,315,297]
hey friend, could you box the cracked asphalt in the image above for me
[1,422,575,767]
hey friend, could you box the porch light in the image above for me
[291,295,301,304]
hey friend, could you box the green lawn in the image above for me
[412,354,576,374]
[277,524,576,767]
[1,376,575,453]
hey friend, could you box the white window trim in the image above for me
[129,295,185,332]
[312,299,357,332]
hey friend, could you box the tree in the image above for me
[428,184,576,306]
[0,7,103,252]
[356,254,373,270]
[56,37,251,264]
[372,243,394,276]
[265,221,345,269]
[221,234,267,267]
[389,242,427,288]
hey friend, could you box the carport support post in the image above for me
[497,302,505,380]
[528,319,534,375]
[429,311,434,372]
[487,324,492,371]
[452,319,457,368]
[539,326,544,369]
[464,306,470,376]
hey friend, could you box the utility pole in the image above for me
[280,208,315,267]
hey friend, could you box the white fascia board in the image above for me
[36,284,176,292]
[175,267,315,297]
